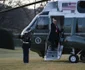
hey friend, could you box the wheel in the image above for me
[80,54,85,63]
[69,54,79,63]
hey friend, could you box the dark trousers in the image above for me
[22,43,30,63]
[50,40,59,50]
[23,48,29,63]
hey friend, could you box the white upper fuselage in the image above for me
[21,0,85,36]
[42,0,85,17]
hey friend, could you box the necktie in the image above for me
[56,26,58,33]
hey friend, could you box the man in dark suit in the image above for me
[21,32,31,63]
[48,18,60,50]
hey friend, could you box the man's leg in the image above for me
[50,41,55,51]
[23,48,29,63]
[55,40,59,48]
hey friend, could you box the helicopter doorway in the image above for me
[50,16,64,44]
[50,16,64,31]
[44,16,64,60]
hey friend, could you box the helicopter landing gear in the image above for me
[69,48,79,63]
[80,53,85,63]
[69,54,79,63]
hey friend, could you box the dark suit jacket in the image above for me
[48,23,60,42]
[22,33,31,49]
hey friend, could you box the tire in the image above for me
[69,54,79,63]
[80,54,85,63]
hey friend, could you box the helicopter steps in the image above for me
[44,45,63,61]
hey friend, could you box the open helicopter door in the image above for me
[44,16,64,60]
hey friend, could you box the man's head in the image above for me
[52,18,57,25]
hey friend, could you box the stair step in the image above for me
[44,45,64,61]
[44,50,59,60]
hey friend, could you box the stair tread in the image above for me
[44,45,64,61]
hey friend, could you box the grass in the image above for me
[0,47,85,70]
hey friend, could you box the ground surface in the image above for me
[0,47,85,70]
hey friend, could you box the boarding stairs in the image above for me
[44,43,63,60]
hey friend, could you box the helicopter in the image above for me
[21,0,85,63]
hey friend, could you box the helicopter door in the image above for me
[31,15,49,51]
[44,16,64,60]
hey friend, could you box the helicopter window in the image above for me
[36,16,49,30]
[77,1,85,13]
[64,18,72,33]
[44,2,58,10]
[76,18,85,33]
[26,17,37,31]
[52,2,57,8]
